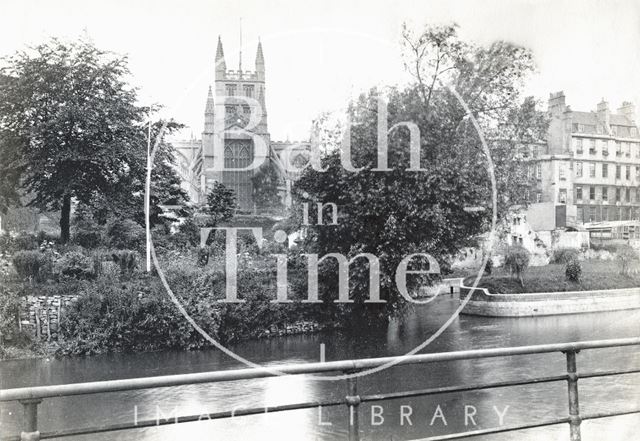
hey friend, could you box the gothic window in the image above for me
[226,84,237,96]
[223,140,254,210]
[244,84,254,98]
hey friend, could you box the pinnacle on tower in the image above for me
[255,39,264,71]
[205,86,214,113]
[215,36,226,73]
[204,85,215,134]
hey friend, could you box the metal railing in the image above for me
[1,337,639,441]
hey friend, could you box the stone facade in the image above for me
[175,37,310,210]
[530,92,640,224]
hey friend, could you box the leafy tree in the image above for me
[252,160,283,211]
[0,38,149,242]
[87,125,191,229]
[202,181,236,227]
[294,25,547,322]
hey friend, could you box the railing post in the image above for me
[345,373,361,441]
[19,398,42,441]
[564,350,581,441]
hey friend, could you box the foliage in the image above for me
[111,250,139,278]
[470,259,640,294]
[57,276,218,355]
[87,136,191,229]
[294,25,545,322]
[483,256,493,275]
[12,250,50,282]
[0,232,41,254]
[252,161,283,211]
[616,245,638,277]
[201,181,236,227]
[72,204,102,248]
[0,38,151,243]
[552,248,580,264]
[54,250,95,280]
[565,258,582,283]
[590,242,621,253]
[174,217,201,248]
[503,246,530,287]
[105,218,145,250]
[0,285,21,341]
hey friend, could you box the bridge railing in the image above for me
[1,337,639,441]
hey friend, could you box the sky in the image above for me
[0,0,639,141]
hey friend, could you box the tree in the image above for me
[0,38,148,242]
[87,123,191,229]
[293,25,547,322]
[252,160,283,211]
[202,181,236,227]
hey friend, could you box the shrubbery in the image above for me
[616,245,638,276]
[565,258,582,282]
[105,218,145,250]
[54,251,95,280]
[58,276,215,355]
[552,248,580,264]
[111,250,139,278]
[73,205,102,248]
[504,245,531,287]
[590,242,621,253]
[12,250,51,282]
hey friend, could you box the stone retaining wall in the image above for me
[459,284,640,317]
[19,295,78,340]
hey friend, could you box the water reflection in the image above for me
[1,297,638,440]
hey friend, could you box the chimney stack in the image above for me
[548,91,566,115]
[597,99,611,134]
[617,101,636,124]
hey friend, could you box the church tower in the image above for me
[199,36,270,211]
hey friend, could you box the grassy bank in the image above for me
[465,260,639,294]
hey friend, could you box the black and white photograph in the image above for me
[0,1,639,440]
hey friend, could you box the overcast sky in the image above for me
[0,0,639,141]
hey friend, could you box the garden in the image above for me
[465,244,640,294]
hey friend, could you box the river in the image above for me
[1,296,639,440]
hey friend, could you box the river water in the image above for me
[1,296,639,440]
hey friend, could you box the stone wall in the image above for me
[459,284,640,317]
[19,295,77,340]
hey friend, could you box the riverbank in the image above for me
[464,260,640,294]
[460,283,640,316]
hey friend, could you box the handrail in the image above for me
[1,337,639,441]
[2,337,639,402]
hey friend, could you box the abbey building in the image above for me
[172,37,309,211]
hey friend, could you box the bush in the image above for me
[54,251,95,280]
[504,246,531,287]
[12,233,39,252]
[590,242,620,253]
[12,250,50,282]
[111,250,139,278]
[565,258,582,282]
[0,285,22,343]
[73,210,102,248]
[616,245,638,276]
[483,256,493,275]
[552,248,580,264]
[105,218,145,250]
[58,276,220,355]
